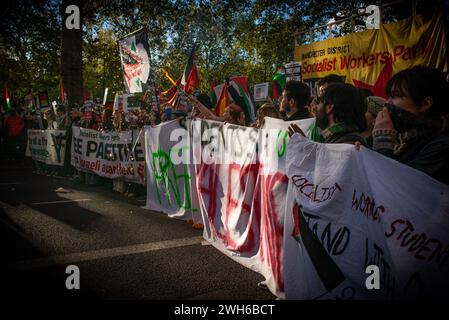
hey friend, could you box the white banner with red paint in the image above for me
[283,133,449,299]
[71,126,146,184]
[191,117,315,298]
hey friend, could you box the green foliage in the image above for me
[0,0,61,104]
[83,30,123,100]
[0,0,422,105]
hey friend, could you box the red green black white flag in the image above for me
[5,87,11,110]
[181,46,200,93]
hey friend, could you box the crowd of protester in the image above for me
[0,98,157,198]
[1,65,448,196]
[1,65,447,300]
[185,66,449,185]
[285,66,449,185]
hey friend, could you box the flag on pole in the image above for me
[181,45,200,93]
[103,88,109,105]
[209,79,217,108]
[214,82,229,116]
[118,28,153,94]
[229,76,256,122]
[59,79,66,103]
[5,87,11,110]
[272,68,286,100]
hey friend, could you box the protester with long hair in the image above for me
[372,66,449,184]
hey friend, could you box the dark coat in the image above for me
[286,108,310,121]
[387,133,449,185]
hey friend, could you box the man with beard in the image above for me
[279,80,311,121]
[289,83,367,145]
[372,66,449,184]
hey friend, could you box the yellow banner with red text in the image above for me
[294,11,448,97]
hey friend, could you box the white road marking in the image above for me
[4,236,203,270]
[31,199,92,205]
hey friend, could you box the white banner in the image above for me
[284,134,449,299]
[191,117,315,298]
[26,129,67,166]
[71,126,145,184]
[258,117,314,297]
[144,119,201,223]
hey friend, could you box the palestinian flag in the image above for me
[209,79,217,107]
[215,82,229,117]
[229,76,256,123]
[5,87,11,110]
[272,68,286,100]
[181,46,200,93]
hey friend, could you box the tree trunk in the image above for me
[60,0,83,111]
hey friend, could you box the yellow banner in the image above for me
[294,11,448,97]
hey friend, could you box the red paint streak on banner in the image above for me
[196,161,288,291]
[259,170,289,291]
[197,162,262,253]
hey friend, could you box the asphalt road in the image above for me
[0,159,275,301]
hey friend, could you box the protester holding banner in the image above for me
[304,97,323,143]
[223,104,246,126]
[100,108,113,132]
[253,102,281,128]
[112,108,127,131]
[68,107,84,182]
[43,109,58,130]
[279,80,311,121]
[24,111,41,131]
[69,108,84,128]
[372,66,449,184]
[289,83,367,145]
[55,106,69,131]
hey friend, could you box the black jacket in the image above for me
[286,108,310,121]
[381,133,449,185]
